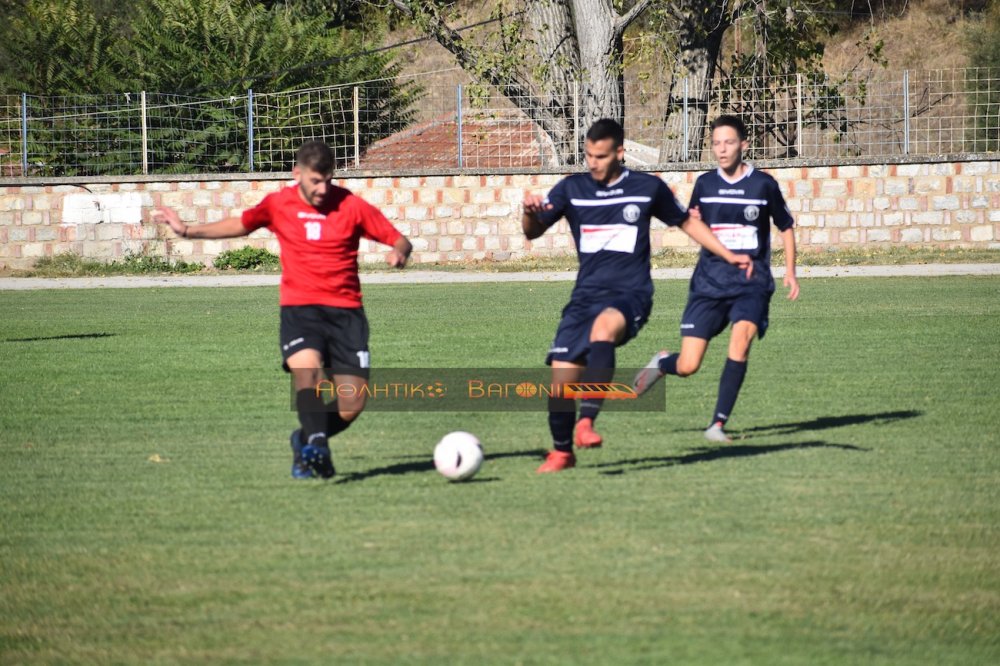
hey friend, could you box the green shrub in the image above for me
[212,246,280,271]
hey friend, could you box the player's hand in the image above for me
[151,206,187,237]
[784,273,800,300]
[386,249,408,268]
[729,253,754,279]
[522,194,552,215]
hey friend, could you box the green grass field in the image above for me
[1,277,998,664]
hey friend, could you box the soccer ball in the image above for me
[433,431,484,481]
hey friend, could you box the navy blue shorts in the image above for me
[279,305,370,378]
[680,291,771,340]
[546,294,652,365]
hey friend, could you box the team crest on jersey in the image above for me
[623,204,641,223]
[743,205,760,221]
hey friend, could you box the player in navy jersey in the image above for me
[633,115,800,442]
[522,118,754,473]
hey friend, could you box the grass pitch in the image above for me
[1,276,998,664]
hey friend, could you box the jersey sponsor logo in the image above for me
[719,188,745,195]
[596,188,625,197]
[296,211,326,220]
[549,346,570,354]
[743,205,760,222]
[623,204,641,223]
[710,223,759,251]
[570,195,652,207]
[579,224,638,254]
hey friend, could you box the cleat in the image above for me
[573,417,603,448]
[704,422,732,444]
[633,350,671,396]
[537,450,576,473]
[301,437,336,479]
[289,429,315,479]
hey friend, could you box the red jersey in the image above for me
[241,184,402,308]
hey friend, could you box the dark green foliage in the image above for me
[212,246,281,270]
[0,0,419,175]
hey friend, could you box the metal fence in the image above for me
[1,67,997,177]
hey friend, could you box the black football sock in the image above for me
[712,358,748,426]
[658,353,680,376]
[295,389,328,442]
[548,396,575,453]
[578,341,615,423]
[325,406,353,438]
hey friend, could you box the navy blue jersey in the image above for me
[537,169,687,302]
[689,166,794,298]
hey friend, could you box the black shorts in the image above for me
[279,305,370,378]
[545,293,652,365]
[680,291,771,340]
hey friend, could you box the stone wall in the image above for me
[1,160,998,270]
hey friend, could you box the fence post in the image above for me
[682,78,689,162]
[573,80,580,163]
[247,89,254,172]
[353,86,360,169]
[796,74,803,157]
[456,84,463,168]
[20,93,27,174]
[903,70,911,155]
[141,91,149,175]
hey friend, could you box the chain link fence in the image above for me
[1,67,997,178]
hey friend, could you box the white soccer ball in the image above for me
[433,431,484,481]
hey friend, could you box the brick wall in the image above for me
[1,161,998,270]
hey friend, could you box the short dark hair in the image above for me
[296,140,334,173]
[585,118,625,147]
[710,115,747,140]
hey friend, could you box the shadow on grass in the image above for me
[4,332,116,343]
[597,440,868,475]
[735,410,923,436]
[334,448,546,484]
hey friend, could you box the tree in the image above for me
[391,0,652,164]
[0,0,419,175]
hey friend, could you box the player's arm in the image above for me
[354,195,412,269]
[386,235,412,269]
[521,193,551,240]
[781,227,799,300]
[152,206,250,239]
[680,213,753,277]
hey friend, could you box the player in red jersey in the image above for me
[153,141,412,479]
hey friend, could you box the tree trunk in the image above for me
[571,0,621,130]
[527,0,581,163]
[659,4,730,162]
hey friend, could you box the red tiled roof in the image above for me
[359,113,548,170]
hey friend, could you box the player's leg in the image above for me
[286,348,334,478]
[323,307,371,440]
[538,361,585,473]
[575,306,628,448]
[705,294,769,443]
[633,293,723,394]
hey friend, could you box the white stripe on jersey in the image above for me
[699,196,768,205]
[570,196,652,206]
